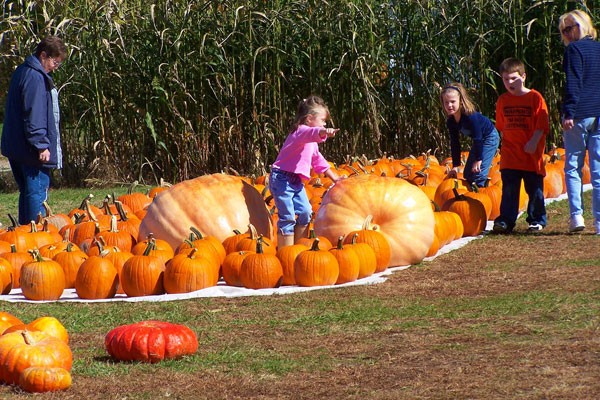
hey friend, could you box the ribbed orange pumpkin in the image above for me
[344,233,378,279]
[314,174,434,267]
[120,239,166,297]
[75,256,119,299]
[235,224,276,255]
[221,251,253,287]
[0,244,34,289]
[101,247,134,294]
[0,257,13,295]
[329,236,360,284]
[239,237,283,289]
[295,228,333,250]
[163,248,220,293]
[0,330,72,385]
[441,188,487,237]
[275,243,309,286]
[105,320,198,363]
[175,227,226,265]
[52,243,89,289]
[95,215,134,252]
[19,366,72,393]
[343,215,391,272]
[138,173,274,250]
[19,250,66,301]
[131,234,174,265]
[294,239,339,287]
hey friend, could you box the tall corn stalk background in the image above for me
[0,0,597,185]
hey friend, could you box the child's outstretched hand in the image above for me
[323,128,339,138]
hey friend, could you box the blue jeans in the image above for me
[9,160,51,225]
[269,169,312,235]
[495,169,546,230]
[563,117,600,222]
[463,128,500,187]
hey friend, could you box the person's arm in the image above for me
[562,45,583,130]
[524,129,544,154]
[319,128,339,139]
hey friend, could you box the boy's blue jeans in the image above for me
[463,128,500,187]
[269,169,312,235]
[494,168,546,230]
[562,117,600,222]
[9,160,51,225]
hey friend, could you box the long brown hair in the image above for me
[440,82,477,116]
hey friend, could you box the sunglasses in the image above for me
[561,24,578,35]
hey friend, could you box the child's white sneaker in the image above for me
[595,219,600,235]
[569,214,585,232]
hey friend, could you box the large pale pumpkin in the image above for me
[138,174,273,249]
[313,174,435,267]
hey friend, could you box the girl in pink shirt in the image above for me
[270,96,342,248]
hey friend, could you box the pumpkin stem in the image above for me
[21,330,35,345]
[336,236,345,250]
[361,215,374,230]
[28,248,44,262]
[255,235,264,254]
[189,227,205,240]
[114,200,130,221]
[246,224,258,240]
[309,237,321,251]
[142,238,157,256]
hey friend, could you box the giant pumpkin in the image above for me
[313,174,434,267]
[138,174,273,249]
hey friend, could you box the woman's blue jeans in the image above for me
[9,160,51,225]
[463,128,500,187]
[269,169,312,235]
[562,117,600,222]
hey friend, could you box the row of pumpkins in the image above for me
[0,146,587,301]
[0,312,197,393]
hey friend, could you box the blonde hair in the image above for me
[559,10,597,45]
[440,82,477,116]
[290,95,331,132]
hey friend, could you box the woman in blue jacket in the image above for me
[1,36,67,225]
[559,10,600,234]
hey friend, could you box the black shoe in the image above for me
[492,221,510,234]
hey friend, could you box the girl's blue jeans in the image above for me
[562,117,600,222]
[495,169,546,230]
[9,160,51,225]
[463,128,500,187]
[269,169,312,235]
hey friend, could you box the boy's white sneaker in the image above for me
[569,214,585,232]
[595,219,600,235]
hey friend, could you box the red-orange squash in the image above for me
[138,173,273,250]
[314,174,435,267]
[105,320,198,363]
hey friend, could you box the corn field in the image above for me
[0,0,598,186]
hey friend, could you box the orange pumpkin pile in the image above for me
[0,313,72,393]
[0,145,579,300]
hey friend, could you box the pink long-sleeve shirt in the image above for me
[272,124,331,180]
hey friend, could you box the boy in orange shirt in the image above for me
[492,57,550,233]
